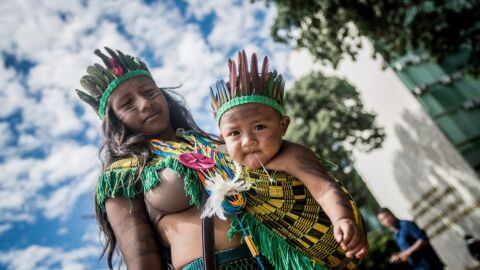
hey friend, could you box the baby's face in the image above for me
[219,103,289,169]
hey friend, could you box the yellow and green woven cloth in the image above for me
[96,132,364,270]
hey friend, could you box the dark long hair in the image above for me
[95,87,219,269]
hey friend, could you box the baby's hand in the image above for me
[333,218,368,259]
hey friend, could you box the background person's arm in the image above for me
[105,196,164,270]
[401,238,427,260]
[390,239,427,263]
[391,221,429,263]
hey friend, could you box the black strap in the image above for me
[201,190,216,270]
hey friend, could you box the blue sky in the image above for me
[0,0,294,269]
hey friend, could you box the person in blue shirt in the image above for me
[377,208,445,270]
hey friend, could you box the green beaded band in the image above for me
[98,70,152,119]
[216,95,285,126]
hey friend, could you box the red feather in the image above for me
[239,50,249,95]
[250,53,259,94]
[229,59,237,98]
[260,56,269,93]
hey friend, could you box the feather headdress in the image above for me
[210,50,286,125]
[75,47,151,119]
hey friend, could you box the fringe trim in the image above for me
[234,212,328,270]
[97,167,140,213]
[97,157,203,213]
[96,152,328,270]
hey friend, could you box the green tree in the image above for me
[261,0,480,77]
[285,71,385,209]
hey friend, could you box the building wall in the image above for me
[288,38,480,269]
[392,52,480,175]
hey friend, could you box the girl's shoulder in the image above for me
[106,158,138,171]
[105,156,163,172]
[97,156,165,213]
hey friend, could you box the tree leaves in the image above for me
[261,0,480,77]
[285,71,385,208]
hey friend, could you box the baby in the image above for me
[210,50,368,259]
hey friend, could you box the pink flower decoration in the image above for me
[112,66,123,77]
[109,58,124,77]
[178,152,215,170]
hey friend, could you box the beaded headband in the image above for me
[75,47,152,119]
[210,50,285,126]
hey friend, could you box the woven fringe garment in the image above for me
[96,132,363,270]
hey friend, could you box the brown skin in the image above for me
[377,211,427,263]
[105,197,163,268]
[106,76,241,270]
[220,104,368,259]
[108,75,175,139]
[145,168,242,269]
[220,104,289,169]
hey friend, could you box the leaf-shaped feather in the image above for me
[94,49,112,69]
[138,59,148,71]
[250,53,259,94]
[279,79,285,106]
[86,66,107,90]
[239,50,249,96]
[105,47,121,65]
[260,56,269,94]
[209,86,217,109]
[218,81,227,105]
[94,63,115,81]
[116,50,131,72]
[76,89,99,112]
[273,73,283,101]
[266,72,274,98]
[80,76,103,98]
[228,59,237,98]
[220,80,229,101]
[125,55,137,70]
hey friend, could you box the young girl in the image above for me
[208,50,368,265]
[76,47,255,270]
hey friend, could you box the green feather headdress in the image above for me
[75,47,152,119]
[210,50,286,126]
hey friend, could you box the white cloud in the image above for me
[162,28,224,110]
[81,224,100,243]
[0,122,14,147]
[0,0,297,268]
[18,87,83,137]
[206,1,249,47]
[40,169,97,220]
[1,0,293,215]
[0,190,27,209]
[0,213,34,224]
[57,227,68,236]
[185,0,217,19]
[117,1,184,54]
[0,65,31,118]
[0,223,13,236]
[0,142,98,222]
[0,245,99,270]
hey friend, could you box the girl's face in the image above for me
[108,76,174,138]
[219,103,289,169]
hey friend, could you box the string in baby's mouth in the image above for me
[252,148,275,183]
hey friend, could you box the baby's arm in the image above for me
[265,141,368,259]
